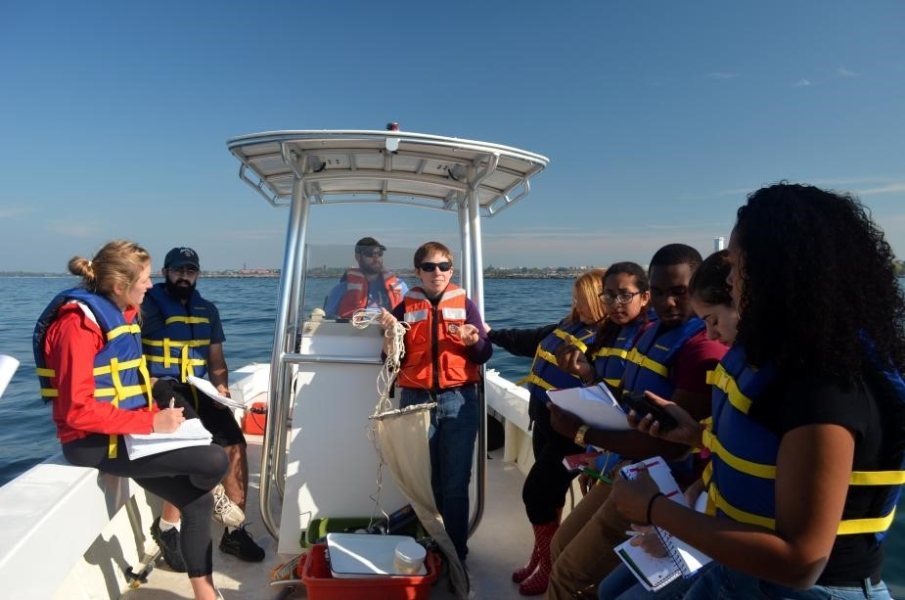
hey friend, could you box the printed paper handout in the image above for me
[186,375,246,410]
[124,418,213,460]
[0,354,20,399]
[613,457,712,592]
[546,383,632,431]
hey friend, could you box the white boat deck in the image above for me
[124,434,564,600]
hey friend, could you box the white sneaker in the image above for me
[211,484,245,528]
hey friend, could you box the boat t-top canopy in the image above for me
[227,129,549,217]
[227,129,549,548]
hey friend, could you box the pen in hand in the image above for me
[169,397,175,410]
[580,467,613,485]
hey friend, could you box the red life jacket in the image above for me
[335,268,405,318]
[398,284,479,389]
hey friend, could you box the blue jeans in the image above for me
[683,564,891,600]
[401,385,479,561]
[598,562,709,600]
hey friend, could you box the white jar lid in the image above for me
[394,539,426,562]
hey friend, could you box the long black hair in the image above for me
[733,183,905,382]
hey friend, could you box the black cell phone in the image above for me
[620,392,678,432]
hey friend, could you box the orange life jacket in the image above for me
[398,284,479,390]
[335,268,405,318]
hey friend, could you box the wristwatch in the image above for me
[573,424,590,446]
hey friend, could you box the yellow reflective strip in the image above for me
[702,462,713,486]
[165,316,210,325]
[603,377,621,388]
[627,347,640,364]
[106,324,140,340]
[711,365,753,414]
[706,434,777,479]
[836,508,896,535]
[554,329,588,353]
[714,483,894,535]
[93,358,142,375]
[849,470,905,486]
[625,347,669,377]
[537,348,559,364]
[705,369,717,385]
[639,356,668,378]
[522,373,556,391]
[181,343,191,383]
[36,367,56,377]
[108,357,125,406]
[702,428,715,450]
[592,347,629,360]
[710,484,777,529]
[143,337,209,348]
[138,358,153,408]
[94,385,147,398]
[144,355,206,367]
[93,358,144,376]
[41,389,59,398]
[106,356,123,460]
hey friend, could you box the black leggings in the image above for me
[63,433,229,577]
[523,394,583,524]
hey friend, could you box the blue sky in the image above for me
[2,1,904,272]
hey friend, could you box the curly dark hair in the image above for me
[733,183,905,382]
[689,250,732,307]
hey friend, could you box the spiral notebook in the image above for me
[613,457,711,592]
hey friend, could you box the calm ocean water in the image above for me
[1,275,903,592]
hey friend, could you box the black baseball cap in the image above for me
[164,247,200,270]
[355,237,387,253]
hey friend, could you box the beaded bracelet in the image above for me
[645,492,665,525]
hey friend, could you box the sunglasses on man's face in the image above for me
[419,261,452,273]
[359,249,384,258]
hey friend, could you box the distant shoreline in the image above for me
[0,269,600,280]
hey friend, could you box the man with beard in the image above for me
[141,247,265,570]
[324,237,409,318]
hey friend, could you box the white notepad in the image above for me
[124,418,212,460]
[187,375,246,410]
[546,382,632,431]
[613,457,712,592]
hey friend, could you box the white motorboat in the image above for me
[0,127,558,599]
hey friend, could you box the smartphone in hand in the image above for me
[620,391,678,432]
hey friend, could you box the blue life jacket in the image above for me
[592,320,646,390]
[141,284,213,381]
[33,288,152,458]
[521,320,597,399]
[622,318,706,399]
[703,343,905,543]
[621,317,706,479]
